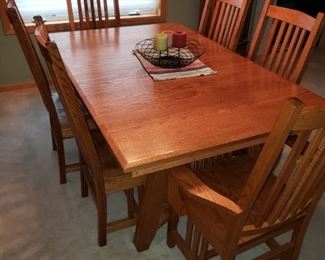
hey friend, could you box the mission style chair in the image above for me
[34,21,146,246]
[198,0,251,51]
[167,98,325,259]
[5,0,79,184]
[66,0,120,30]
[248,0,325,84]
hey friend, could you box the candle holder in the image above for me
[135,38,205,69]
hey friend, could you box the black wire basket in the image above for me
[135,38,205,68]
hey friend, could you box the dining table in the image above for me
[51,22,325,252]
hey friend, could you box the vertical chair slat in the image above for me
[83,0,90,29]
[89,0,96,29]
[265,21,287,70]
[212,2,226,41]
[96,0,103,28]
[225,6,238,47]
[294,150,325,213]
[283,29,307,80]
[66,0,75,30]
[103,0,109,26]
[282,134,325,218]
[268,129,325,223]
[77,0,84,29]
[278,26,301,76]
[222,5,235,46]
[272,24,294,73]
[217,3,231,44]
[228,0,250,50]
[192,227,202,257]
[208,1,221,39]
[113,0,120,25]
[259,19,279,66]
[198,0,213,35]
[185,218,194,247]
[256,131,311,226]
[198,237,209,260]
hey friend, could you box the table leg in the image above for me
[133,170,168,252]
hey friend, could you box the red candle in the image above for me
[172,32,187,48]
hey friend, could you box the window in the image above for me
[0,0,166,34]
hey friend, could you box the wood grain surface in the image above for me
[51,23,325,177]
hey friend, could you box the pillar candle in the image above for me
[154,33,168,51]
[172,32,187,48]
[162,31,174,47]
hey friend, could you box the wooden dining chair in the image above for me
[5,0,79,184]
[167,97,325,259]
[198,0,251,50]
[66,0,120,30]
[248,0,325,84]
[35,22,146,246]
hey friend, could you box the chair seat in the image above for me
[194,148,283,226]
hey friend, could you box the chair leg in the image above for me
[80,157,88,198]
[57,138,67,184]
[167,207,179,248]
[289,218,311,260]
[97,198,107,247]
[137,185,145,206]
[51,128,57,151]
[126,188,135,219]
[49,117,57,151]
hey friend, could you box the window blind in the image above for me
[16,0,159,23]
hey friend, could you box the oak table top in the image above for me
[51,23,325,177]
[51,23,325,178]
[51,23,325,252]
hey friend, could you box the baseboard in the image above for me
[0,81,36,92]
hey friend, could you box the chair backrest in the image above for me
[248,0,325,83]
[5,0,55,115]
[238,98,325,227]
[67,0,120,30]
[35,23,106,198]
[198,0,251,50]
